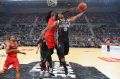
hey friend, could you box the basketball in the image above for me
[78,2,87,11]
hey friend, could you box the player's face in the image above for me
[10,36,15,42]
[58,13,64,19]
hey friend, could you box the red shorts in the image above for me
[45,35,57,49]
[3,56,20,70]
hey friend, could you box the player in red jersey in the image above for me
[0,36,26,79]
[44,11,58,49]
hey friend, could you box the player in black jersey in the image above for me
[36,35,55,76]
[50,11,85,55]
[36,38,48,71]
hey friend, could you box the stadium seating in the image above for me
[0,12,120,47]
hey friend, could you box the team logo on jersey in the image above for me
[58,20,70,28]
[64,27,68,31]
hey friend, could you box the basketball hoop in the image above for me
[47,0,58,7]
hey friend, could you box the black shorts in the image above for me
[40,40,49,62]
[57,40,69,58]
[40,46,53,62]
[40,50,49,61]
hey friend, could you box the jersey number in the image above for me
[64,27,68,31]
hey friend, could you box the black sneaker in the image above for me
[60,63,69,67]
[66,64,69,66]
[40,63,46,71]
[49,72,55,76]
[65,68,68,75]
[48,68,55,77]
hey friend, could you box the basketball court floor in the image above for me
[0,47,120,79]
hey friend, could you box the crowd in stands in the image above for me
[93,24,120,46]
[87,12,113,23]
[0,12,120,47]
[69,25,94,47]
[12,14,46,24]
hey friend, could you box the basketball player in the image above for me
[40,11,58,76]
[0,36,26,79]
[106,39,111,52]
[41,10,85,75]
[36,35,49,72]
[51,11,85,54]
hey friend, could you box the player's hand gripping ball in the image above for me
[78,2,87,11]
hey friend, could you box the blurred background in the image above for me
[0,0,120,48]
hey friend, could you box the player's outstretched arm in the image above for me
[6,49,18,54]
[43,21,57,32]
[67,11,85,23]
[40,21,58,39]
[17,50,26,55]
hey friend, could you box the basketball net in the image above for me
[47,0,58,7]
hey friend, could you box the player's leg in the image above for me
[13,58,20,79]
[15,68,20,79]
[45,35,55,67]
[0,69,6,74]
[0,57,11,75]
[108,46,110,52]
[0,65,7,74]
[45,36,56,76]
[109,46,110,52]
[42,48,55,77]
[107,45,108,52]
[58,41,68,75]
[47,48,54,76]
[63,40,70,67]
[40,49,47,71]
[64,40,69,56]
[55,45,63,66]
[107,45,110,52]
[0,69,7,78]
[40,58,46,71]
